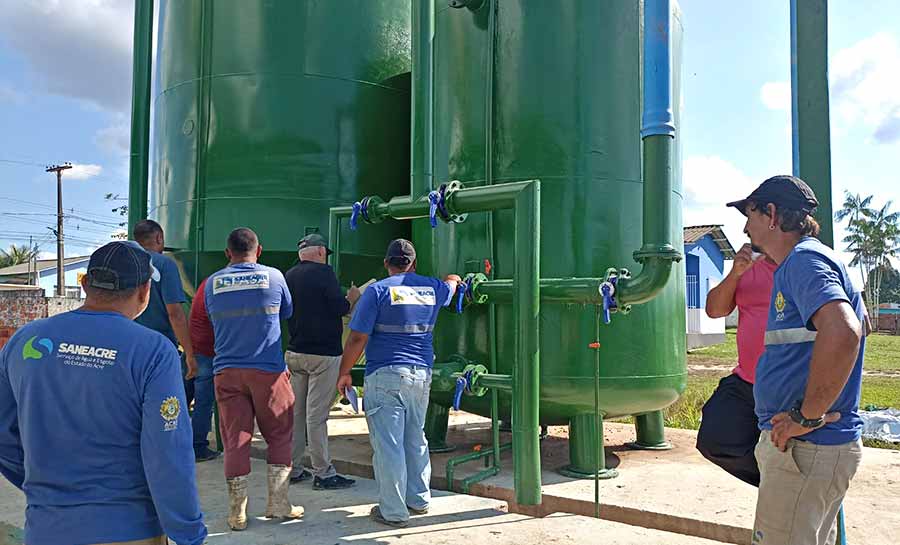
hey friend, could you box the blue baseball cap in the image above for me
[85,241,160,291]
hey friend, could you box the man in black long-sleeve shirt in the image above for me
[285,234,360,489]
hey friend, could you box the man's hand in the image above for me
[347,283,361,304]
[770,411,841,451]
[731,244,758,278]
[445,274,463,283]
[184,353,198,380]
[336,373,353,394]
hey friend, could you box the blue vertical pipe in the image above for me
[641,0,675,139]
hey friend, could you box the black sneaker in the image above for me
[314,474,356,490]
[289,469,312,484]
[194,447,221,462]
[370,506,408,528]
[407,505,429,515]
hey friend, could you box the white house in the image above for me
[0,256,90,298]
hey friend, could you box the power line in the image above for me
[0,197,123,222]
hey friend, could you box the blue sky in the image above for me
[1,0,898,284]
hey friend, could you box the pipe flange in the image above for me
[360,195,385,224]
[466,273,489,304]
[439,181,468,224]
[632,244,683,263]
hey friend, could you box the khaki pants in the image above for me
[286,351,342,479]
[752,430,862,545]
[93,536,167,545]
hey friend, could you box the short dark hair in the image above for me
[749,201,821,237]
[83,283,141,302]
[133,219,163,243]
[227,227,259,255]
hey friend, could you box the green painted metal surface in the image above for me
[150,0,412,288]
[420,0,687,424]
[127,0,153,234]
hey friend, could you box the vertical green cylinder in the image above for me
[127,0,153,234]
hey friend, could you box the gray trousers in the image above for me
[285,351,341,479]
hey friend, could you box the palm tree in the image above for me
[0,244,39,269]
[835,191,874,287]
[865,202,900,329]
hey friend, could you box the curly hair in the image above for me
[750,201,821,237]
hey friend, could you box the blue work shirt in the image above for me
[754,237,866,445]
[205,262,293,374]
[349,272,453,375]
[0,310,206,545]
[134,251,185,345]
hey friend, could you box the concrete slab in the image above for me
[0,458,731,544]
[260,407,900,545]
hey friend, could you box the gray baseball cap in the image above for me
[385,238,416,264]
[298,233,333,255]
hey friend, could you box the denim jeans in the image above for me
[192,354,216,451]
[364,365,432,522]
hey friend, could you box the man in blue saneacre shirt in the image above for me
[727,176,866,545]
[0,241,207,545]
[337,239,460,528]
[205,227,302,531]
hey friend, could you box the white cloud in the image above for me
[94,115,130,157]
[760,81,791,111]
[682,155,761,250]
[0,0,134,112]
[67,163,103,180]
[0,82,26,104]
[831,32,900,144]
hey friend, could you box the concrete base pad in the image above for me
[267,407,900,545]
[0,458,730,544]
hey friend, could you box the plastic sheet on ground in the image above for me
[860,408,900,443]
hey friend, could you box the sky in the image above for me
[0,0,898,285]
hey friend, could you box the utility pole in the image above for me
[46,163,72,296]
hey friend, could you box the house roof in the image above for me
[0,256,90,276]
[684,225,736,259]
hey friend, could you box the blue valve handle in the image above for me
[456,282,469,313]
[349,201,362,231]
[452,376,467,410]
[428,191,440,228]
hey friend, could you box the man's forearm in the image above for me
[801,328,860,418]
[340,338,366,377]
[705,271,739,318]
[168,308,194,357]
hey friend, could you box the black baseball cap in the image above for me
[298,233,333,255]
[385,238,416,264]
[86,241,160,291]
[727,175,819,216]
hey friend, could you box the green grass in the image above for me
[688,330,900,373]
[664,371,900,450]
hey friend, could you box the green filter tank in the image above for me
[150,0,412,289]
[417,0,686,476]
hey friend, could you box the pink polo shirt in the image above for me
[732,258,777,384]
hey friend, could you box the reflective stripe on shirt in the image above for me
[373,323,435,334]
[208,305,280,322]
[764,327,818,346]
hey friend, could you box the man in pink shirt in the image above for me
[697,243,777,486]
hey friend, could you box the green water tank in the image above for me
[416,0,686,472]
[150,0,412,287]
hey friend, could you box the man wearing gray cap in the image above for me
[284,233,359,489]
[728,175,866,545]
[0,241,207,545]
[338,238,460,528]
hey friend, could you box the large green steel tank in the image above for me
[150,0,411,288]
[418,0,686,474]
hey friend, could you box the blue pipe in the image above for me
[641,0,675,139]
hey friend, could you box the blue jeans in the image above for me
[192,354,216,451]
[364,365,432,522]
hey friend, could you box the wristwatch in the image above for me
[789,401,825,428]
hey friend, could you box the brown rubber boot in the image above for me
[265,464,304,519]
[226,475,249,531]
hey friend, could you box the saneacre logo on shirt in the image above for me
[56,342,119,369]
[213,271,270,294]
[389,286,436,306]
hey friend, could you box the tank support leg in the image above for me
[559,414,618,479]
[425,403,455,453]
[628,410,673,450]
